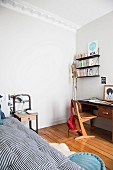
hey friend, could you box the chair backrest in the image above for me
[72,100,82,118]
[72,100,82,112]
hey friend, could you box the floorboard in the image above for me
[38,123,113,170]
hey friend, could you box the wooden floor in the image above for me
[38,123,113,170]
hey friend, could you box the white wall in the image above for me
[76,12,113,131]
[0,6,76,128]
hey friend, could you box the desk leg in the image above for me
[90,119,93,127]
[28,116,38,133]
[29,120,32,129]
[36,115,38,134]
[112,110,113,142]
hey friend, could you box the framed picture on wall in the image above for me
[88,40,98,56]
[104,85,113,101]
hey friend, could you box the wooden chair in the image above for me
[68,100,97,140]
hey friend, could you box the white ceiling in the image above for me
[25,0,113,28]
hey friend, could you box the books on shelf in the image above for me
[76,60,88,68]
[77,59,93,68]
[77,68,93,77]
[88,57,99,66]
[88,59,93,66]
[87,68,93,76]
[76,53,100,77]
[76,57,99,68]
[93,57,99,65]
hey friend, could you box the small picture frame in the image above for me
[104,85,113,101]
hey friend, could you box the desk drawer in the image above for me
[21,115,36,122]
[98,107,112,119]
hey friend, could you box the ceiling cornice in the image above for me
[0,0,80,32]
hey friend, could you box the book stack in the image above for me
[77,60,89,68]
[93,57,99,65]
[87,68,93,76]
[77,68,93,77]
[88,59,93,66]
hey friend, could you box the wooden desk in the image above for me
[78,100,113,142]
[14,113,38,133]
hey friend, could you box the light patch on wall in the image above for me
[14,42,64,91]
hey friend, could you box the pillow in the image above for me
[68,152,106,170]
[0,111,3,125]
[0,110,6,119]
[0,119,3,125]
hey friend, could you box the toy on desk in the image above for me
[89,97,99,100]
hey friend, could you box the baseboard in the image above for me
[39,118,67,129]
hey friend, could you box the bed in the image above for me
[0,117,83,170]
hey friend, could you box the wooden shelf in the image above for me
[77,75,100,78]
[76,65,100,69]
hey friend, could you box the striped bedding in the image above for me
[0,118,83,170]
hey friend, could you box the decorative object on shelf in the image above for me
[104,85,113,101]
[77,53,88,59]
[88,40,99,56]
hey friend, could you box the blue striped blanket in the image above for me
[0,118,83,170]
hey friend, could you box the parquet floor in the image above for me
[38,123,113,170]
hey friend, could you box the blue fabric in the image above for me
[0,112,3,125]
[0,110,5,125]
[0,111,5,119]
[0,119,3,125]
[68,152,106,170]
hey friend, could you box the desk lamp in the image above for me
[16,95,25,114]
